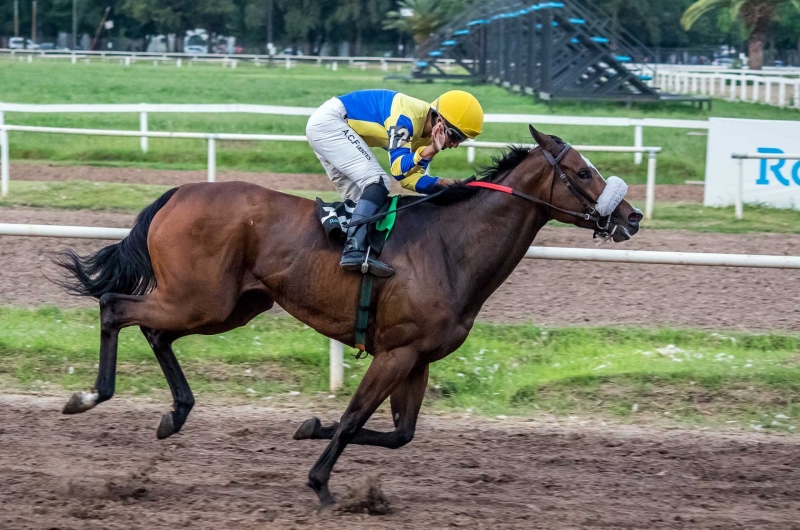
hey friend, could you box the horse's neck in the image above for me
[443,163,551,316]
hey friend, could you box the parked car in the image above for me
[38,42,55,50]
[9,37,39,50]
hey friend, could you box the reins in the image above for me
[345,143,605,229]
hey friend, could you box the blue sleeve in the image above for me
[415,176,440,194]
[388,115,427,177]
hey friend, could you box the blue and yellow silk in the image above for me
[337,89,438,193]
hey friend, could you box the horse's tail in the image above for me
[52,187,179,299]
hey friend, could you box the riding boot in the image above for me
[340,184,394,277]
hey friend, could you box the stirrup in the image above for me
[360,247,371,274]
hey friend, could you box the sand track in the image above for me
[1,395,798,530]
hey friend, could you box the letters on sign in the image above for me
[757,148,800,186]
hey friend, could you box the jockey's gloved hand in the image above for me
[431,121,447,152]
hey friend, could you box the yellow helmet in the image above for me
[431,90,484,139]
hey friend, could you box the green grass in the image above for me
[1,307,798,430]
[3,180,799,234]
[632,201,800,234]
[1,60,799,183]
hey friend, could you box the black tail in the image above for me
[52,188,179,299]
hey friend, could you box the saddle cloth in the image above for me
[314,196,398,255]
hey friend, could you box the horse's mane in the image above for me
[397,145,532,208]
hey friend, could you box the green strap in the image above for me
[374,195,399,240]
[354,273,374,353]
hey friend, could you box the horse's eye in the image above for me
[578,170,591,180]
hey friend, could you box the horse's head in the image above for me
[528,125,642,243]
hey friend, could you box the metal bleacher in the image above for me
[410,0,708,106]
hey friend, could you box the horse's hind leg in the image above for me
[295,363,428,449]
[143,290,273,439]
[140,328,194,440]
[63,293,140,414]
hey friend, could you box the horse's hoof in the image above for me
[62,391,99,414]
[293,417,321,440]
[156,412,177,440]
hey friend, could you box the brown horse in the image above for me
[54,126,641,507]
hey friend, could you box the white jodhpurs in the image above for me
[306,97,392,201]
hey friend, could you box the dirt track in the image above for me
[1,395,798,530]
[3,206,800,330]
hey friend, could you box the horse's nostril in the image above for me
[628,211,643,225]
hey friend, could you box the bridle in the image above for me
[468,143,616,238]
[345,143,618,240]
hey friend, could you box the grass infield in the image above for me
[1,307,797,430]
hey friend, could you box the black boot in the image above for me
[340,184,394,277]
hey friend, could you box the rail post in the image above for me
[139,110,148,153]
[329,340,344,393]
[467,144,476,163]
[778,80,786,108]
[1,124,8,198]
[207,136,216,182]
[735,157,744,220]
[795,80,800,109]
[645,150,657,220]
[634,124,643,165]
[740,73,746,101]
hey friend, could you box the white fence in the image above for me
[0,48,418,70]
[3,222,800,392]
[655,71,800,108]
[0,123,664,218]
[0,102,707,166]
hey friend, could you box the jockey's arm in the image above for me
[386,114,441,194]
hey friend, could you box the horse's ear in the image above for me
[529,124,556,151]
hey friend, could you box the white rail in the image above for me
[0,48,418,65]
[731,152,800,220]
[0,102,707,168]
[525,246,800,269]
[0,125,663,217]
[655,71,800,109]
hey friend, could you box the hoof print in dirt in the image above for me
[334,474,392,516]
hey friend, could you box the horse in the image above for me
[53,126,642,507]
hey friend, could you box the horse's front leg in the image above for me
[295,363,428,449]
[307,347,418,507]
[63,293,137,414]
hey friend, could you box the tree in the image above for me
[681,0,800,69]
[334,0,389,55]
[383,0,452,45]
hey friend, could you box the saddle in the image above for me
[314,196,398,255]
[315,196,399,355]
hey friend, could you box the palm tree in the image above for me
[681,0,800,70]
[383,0,451,45]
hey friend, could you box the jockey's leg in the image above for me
[306,97,394,276]
[340,182,394,277]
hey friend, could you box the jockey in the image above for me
[306,89,484,277]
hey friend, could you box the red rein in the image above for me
[465,181,514,194]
